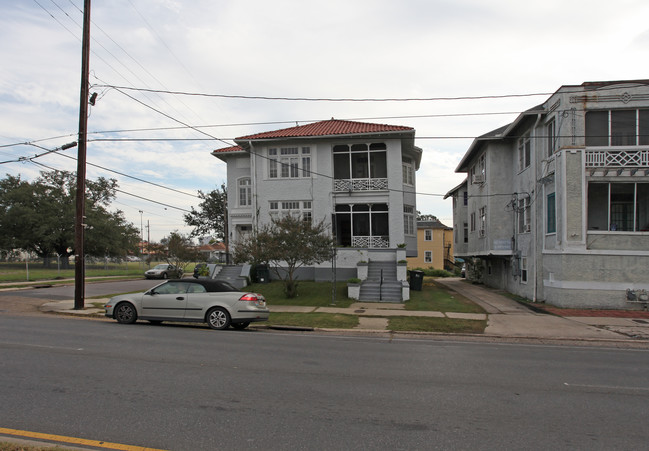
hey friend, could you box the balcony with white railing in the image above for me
[585,148,649,168]
[352,236,390,248]
[334,178,389,192]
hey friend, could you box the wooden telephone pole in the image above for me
[74,0,91,310]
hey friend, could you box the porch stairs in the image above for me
[359,261,402,302]
[212,265,248,290]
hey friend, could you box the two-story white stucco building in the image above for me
[212,119,422,301]
[446,80,649,309]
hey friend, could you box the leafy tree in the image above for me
[183,184,227,241]
[232,214,334,298]
[0,171,139,267]
[159,231,201,273]
[417,212,439,221]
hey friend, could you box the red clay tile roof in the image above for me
[212,145,245,154]
[236,119,414,140]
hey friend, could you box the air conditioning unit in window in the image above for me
[472,174,485,184]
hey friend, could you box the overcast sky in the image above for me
[2,0,649,242]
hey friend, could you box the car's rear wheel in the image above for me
[207,307,231,330]
[162,273,168,279]
[115,302,137,324]
[232,322,250,330]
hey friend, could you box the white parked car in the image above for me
[105,279,269,330]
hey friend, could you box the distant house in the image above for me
[212,119,422,301]
[197,242,227,263]
[407,218,454,271]
[446,79,649,309]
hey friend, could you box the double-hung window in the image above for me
[547,118,556,156]
[479,207,486,237]
[404,205,415,235]
[424,229,432,241]
[238,178,251,207]
[268,147,311,179]
[269,200,312,222]
[518,133,531,171]
[546,193,556,234]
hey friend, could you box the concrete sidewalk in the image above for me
[435,278,649,341]
[38,279,649,342]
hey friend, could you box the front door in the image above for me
[141,281,191,319]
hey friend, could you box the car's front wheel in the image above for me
[162,272,168,279]
[206,307,231,330]
[115,302,137,324]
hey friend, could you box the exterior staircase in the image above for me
[212,265,248,289]
[359,261,402,302]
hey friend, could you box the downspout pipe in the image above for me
[532,113,542,303]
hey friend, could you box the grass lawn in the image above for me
[247,280,355,308]
[405,278,485,313]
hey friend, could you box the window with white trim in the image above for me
[238,178,251,207]
[269,200,312,223]
[404,205,415,235]
[402,158,414,186]
[520,257,528,283]
[424,251,432,263]
[547,193,556,234]
[479,206,486,237]
[268,146,312,179]
[470,212,476,233]
[424,229,432,241]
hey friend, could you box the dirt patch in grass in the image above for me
[389,316,486,334]
[268,312,359,329]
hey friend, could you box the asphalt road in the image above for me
[1,314,648,450]
[0,279,161,301]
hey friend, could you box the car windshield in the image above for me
[153,264,168,270]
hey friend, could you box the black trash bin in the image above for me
[255,264,270,283]
[409,270,424,291]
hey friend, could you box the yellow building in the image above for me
[407,218,454,271]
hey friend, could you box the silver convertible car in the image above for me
[105,279,269,330]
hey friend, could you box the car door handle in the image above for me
[176,297,185,301]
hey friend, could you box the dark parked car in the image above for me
[105,279,269,330]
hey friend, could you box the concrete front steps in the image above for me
[359,261,402,302]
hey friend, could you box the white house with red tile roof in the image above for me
[212,119,422,299]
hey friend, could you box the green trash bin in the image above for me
[409,270,424,291]
[255,264,270,283]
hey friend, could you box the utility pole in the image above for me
[74,0,91,310]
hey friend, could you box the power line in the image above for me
[96,84,555,102]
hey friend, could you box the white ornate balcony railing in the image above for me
[585,149,649,167]
[334,178,389,192]
[352,236,390,248]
